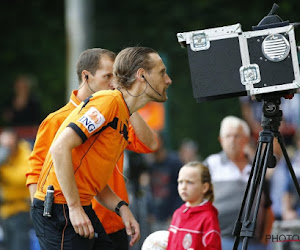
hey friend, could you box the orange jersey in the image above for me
[28,89,155,234]
[35,90,131,205]
[92,138,154,234]
[26,90,81,186]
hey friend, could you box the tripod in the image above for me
[232,94,300,250]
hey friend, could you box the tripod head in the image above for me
[257,91,294,132]
[261,96,282,132]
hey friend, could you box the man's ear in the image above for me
[136,68,145,81]
[82,70,89,81]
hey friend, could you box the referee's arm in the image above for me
[95,185,141,246]
[50,127,95,239]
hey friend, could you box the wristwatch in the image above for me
[115,200,129,216]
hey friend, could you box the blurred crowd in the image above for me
[0,74,42,250]
[128,93,300,250]
[1,73,300,250]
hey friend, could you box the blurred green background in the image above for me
[0,0,299,158]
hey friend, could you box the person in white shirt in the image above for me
[204,116,271,250]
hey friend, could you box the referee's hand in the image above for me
[119,205,141,246]
[69,205,95,239]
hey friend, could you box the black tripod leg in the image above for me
[241,140,271,250]
[233,138,269,249]
[233,142,263,249]
[277,133,300,198]
[233,130,274,250]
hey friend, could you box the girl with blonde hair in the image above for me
[167,161,221,250]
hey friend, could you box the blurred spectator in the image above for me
[282,129,300,220]
[147,132,183,232]
[125,151,149,197]
[204,116,272,250]
[1,74,41,126]
[178,138,201,164]
[138,102,165,132]
[266,139,289,221]
[125,151,152,250]
[239,95,300,147]
[0,128,32,250]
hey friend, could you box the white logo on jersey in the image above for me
[182,233,192,249]
[78,107,105,133]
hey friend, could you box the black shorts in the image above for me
[108,228,129,250]
[31,198,114,250]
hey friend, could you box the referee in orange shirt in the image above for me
[27,48,159,250]
[29,47,171,250]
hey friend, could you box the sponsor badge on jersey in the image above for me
[182,233,192,249]
[78,107,105,133]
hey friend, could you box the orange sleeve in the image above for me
[26,114,63,186]
[126,124,157,153]
[67,96,118,141]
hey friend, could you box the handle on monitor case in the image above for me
[252,3,289,31]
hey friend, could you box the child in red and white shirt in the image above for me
[167,161,221,250]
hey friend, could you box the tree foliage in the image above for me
[0,0,66,119]
[1,0,299,157]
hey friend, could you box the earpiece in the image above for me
[126,74,161,97]
[84,74,95,93]
[142,75,162,97]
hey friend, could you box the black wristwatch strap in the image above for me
[115,201,129,216]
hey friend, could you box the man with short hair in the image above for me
[30,47,172,250]
[27,48,159,250]
[204,116,271,250]
[27,48,116,200]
